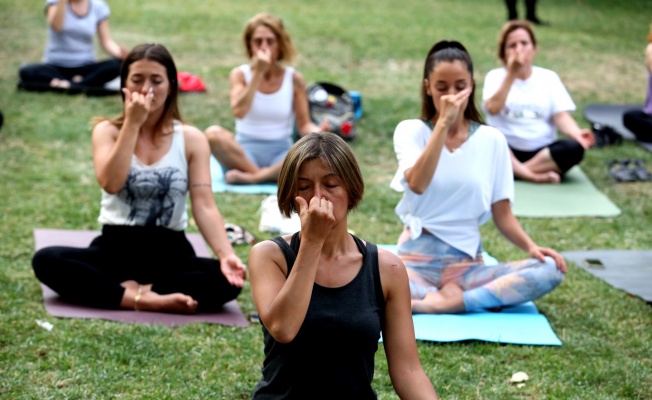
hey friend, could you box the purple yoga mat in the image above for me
[33,229,249,327]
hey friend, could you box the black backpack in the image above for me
[306,82,356,140]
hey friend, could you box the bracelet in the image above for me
[134,285,142,312]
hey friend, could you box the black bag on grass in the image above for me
[307,82,356,140]
[591,123,622,148]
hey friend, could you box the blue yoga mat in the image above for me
[378,244,562,346]
[210,156,277,194]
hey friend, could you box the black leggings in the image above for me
[511,139,585,174]
[623,109,652,143]
[19,59,121,92]
[32,225,241,312]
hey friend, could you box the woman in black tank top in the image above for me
[249,132,438,399]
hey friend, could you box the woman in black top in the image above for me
[248,132,438,399]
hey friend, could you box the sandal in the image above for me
[225,223,257,245]
[632,159,652,181]
[608,159,637,182]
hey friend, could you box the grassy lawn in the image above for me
[1,0,651,398]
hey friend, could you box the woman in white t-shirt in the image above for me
[205,13,328,184]
[392,40,566,314]
[483,20,594,184]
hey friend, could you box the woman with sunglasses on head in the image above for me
[249,132,438,399]
[483,20,594,184]
[204,12,329,185]
[391,40,566,314]
[32,44,246,314]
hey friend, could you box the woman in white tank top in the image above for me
[205,13,329,184]
[32,44,246,314]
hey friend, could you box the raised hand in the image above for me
[506,48,526,74]
[438,87,472,127]
[122,87,153,127]
[252,47,272,74]
[295,195,336,244]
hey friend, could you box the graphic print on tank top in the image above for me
[117,166,187,226]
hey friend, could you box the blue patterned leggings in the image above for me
[397,232,564,311]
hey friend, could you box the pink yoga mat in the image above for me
[33,229,249,327]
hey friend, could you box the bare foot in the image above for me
[120,280,140,291]
[411,282,465,314]
[225,169,258,184]
[50,78,71,89]
[534,171,561,184]
[138,291,198,314]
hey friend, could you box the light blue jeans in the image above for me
[397,232,564,311]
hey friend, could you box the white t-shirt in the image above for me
[482,66,576,151]
[391,120,514,257]
[235,64,295,141]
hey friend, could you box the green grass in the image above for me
[1,0,651,398]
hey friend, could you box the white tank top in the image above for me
[98,121,189,230]
[235,64,295,141]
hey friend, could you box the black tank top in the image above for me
[252,233,386,399]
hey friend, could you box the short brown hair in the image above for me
[277,132,364,218]
[242,13,298,64]
[497,20,537,64]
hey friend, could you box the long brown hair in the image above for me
[420,40,484,124]
[94,43,182,134]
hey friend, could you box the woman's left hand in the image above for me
[220,254,247,287]
[528,246,567,274]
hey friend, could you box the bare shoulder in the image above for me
[229,66,245,80]
[92,119,119,140]
[182,124,208,144]
[292,70,307,88]
[182,123,204,137]
[377,247,406,275]
[250,236,291,275]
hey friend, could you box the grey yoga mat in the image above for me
[562,249,652,302]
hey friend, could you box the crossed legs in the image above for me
[204,125,285,184]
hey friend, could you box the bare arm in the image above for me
[404,88,471,194]
[97,19,127,59]
[249,196,336,344]
[484,69,518,115]
[645,43,652,73]
[293,71,328,136]
[230,49,272,118]
[552,111,595,149]
[492,200,567,272]
[380,250,438,399]
[185,126,245,286]
[484,52,523,115]
[93,88,152,193]
[46,0,67,32]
